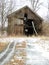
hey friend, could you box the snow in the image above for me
[26,38,49,65]
[0,37,49,65]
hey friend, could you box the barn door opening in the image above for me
[24,21,38,36]
[23,13,38,36]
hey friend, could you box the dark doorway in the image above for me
[23,13,35,36]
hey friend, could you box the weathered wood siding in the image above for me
[7,17,24,35]
[14,25,24,35]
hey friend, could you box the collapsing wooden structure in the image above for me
[7,6,43,36]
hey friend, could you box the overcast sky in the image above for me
[13,0,48,19]
[37,0,48,18]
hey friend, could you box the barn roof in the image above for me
[7,5,43,21]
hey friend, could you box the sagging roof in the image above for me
[7,5,43,21]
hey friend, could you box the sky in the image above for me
[37,0,48,18]
[13,0,48,19]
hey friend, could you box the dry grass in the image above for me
[5,55,25,65]
[4,41,26,65]
[42,21,49,36]
[16,41,26,49]
[0,42,8,53]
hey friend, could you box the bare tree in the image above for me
[30,0,43,12]
[47,0,49,21]
[0,0,15,34]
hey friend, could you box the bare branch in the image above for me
[0,0,15,33]
[30,0,43,12]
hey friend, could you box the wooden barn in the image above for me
[7,6,43,36]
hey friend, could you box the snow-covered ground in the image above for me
[0,37,49,65]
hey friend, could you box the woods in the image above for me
[0,0,15,34]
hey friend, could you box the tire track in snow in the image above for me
[0,41,16,65]
[0,42,11,59]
